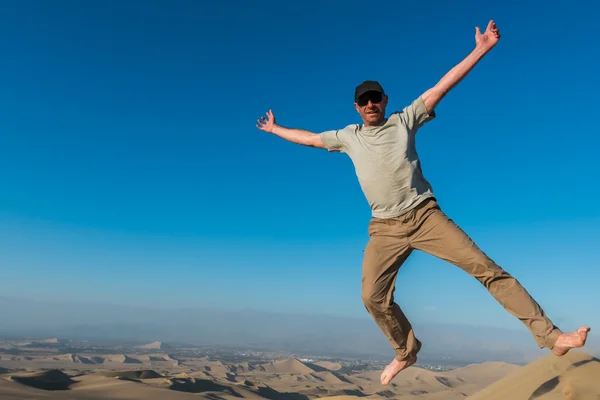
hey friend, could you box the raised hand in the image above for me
[475,20,501,51]
[256,109,276,133]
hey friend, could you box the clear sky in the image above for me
[0,0,598,336]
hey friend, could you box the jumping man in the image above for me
[256,20,590,385]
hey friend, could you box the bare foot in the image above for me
[380,355,416,385]
[551,326,591,356]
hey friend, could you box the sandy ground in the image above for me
[0,349,597,399]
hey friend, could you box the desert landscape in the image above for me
[0,337,598,400]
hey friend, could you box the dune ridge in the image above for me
[260,358,317,375]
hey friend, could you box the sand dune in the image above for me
[169,377,240,394]
[232,362,260,373]
[62,373,205,400]
[310,371,352,384]
[316,352,600,400]
[442,360,521,389]
[468,350,600,399]
[123,354,173,363]
[51,353,76,362]
[13,338,59,347]
[2,344,598,400]
[48,353,176,365]
[74,355,103,364]
[2,353,147,365]
[98,370,164,380]
[137,341,162,350]
[310,361,342,371]
[38,338,59,344]
[260,358,317,374]
[8,369,75,391]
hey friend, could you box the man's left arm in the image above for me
[422,20,501,114]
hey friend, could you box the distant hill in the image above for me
[137,341,161,350]
[14,338,61,347]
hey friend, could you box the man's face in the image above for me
[355,91,387,126]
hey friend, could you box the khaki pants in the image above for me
[361,198,562,361]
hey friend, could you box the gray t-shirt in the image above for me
[320,96,436,219]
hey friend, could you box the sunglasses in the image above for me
[356,91,383,107]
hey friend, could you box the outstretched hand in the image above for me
[475,20,501,51]
[256,110,276,133]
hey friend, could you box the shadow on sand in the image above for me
[529,356,600,399]
[10,370,76,391]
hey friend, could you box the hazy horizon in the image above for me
[2,295,598,365]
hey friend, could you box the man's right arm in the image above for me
[256,109,325,149]
[271,124,325,148]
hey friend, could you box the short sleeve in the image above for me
[395,96,436,134]
[320,126,353,153]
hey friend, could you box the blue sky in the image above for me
[0,0,598,338]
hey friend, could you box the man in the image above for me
[256,20,590,385]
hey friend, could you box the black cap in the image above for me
[354,80,384,102]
